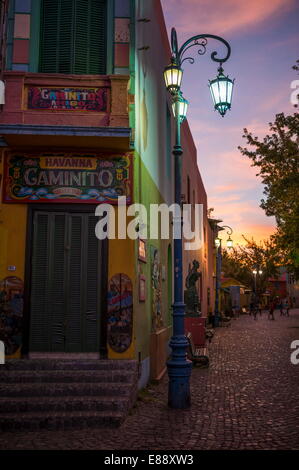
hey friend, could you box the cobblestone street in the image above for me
[1,311,299,450]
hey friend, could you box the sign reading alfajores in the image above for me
[4,153,132,204]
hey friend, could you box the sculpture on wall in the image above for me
[184,260,201,315]
[151,247,163,331]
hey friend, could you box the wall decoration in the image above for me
[4,152,133,204]
[139,274,146,302]
[151,247,163,331]
[0,276,23,357]
[184,260,201,315]
[138,238,146,263]
[107,273,133,353]
[28,87,107,111]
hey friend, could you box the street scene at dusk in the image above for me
[0,0,298,458]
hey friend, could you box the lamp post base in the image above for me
[167,335,192,409]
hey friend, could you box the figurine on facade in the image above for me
[151,248,163,331]
[184,260,201,315]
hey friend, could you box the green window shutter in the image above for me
[85,215,100,350]
[39,0,60,73]
[30,213,50,351]
[66,214,83,352]
[39,0,106,74]
[50,214,67,352]
[58,0,74,74]
[87,0,106,75]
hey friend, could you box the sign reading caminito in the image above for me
[28,87,107,111]
[4,153,133,204]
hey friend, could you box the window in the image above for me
[39,0,106,74]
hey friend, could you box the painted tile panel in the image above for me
[115,0,130,17]
[114,67,130,75]
[14,14,31,39]
[115,18,130,43]
[15,0,31,13]
[12,63,29,71]
[114,43,130,67]
[12,39,29,64]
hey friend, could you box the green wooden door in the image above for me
[30,211,102,352]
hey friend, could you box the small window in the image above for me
[39,0,107,74]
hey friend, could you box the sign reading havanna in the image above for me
[4,153,132,204]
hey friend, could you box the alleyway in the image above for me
[1,311,299,450]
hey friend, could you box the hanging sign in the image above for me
[4,152,133,204]
[27,87,107,111]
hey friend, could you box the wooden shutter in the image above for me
[85,214,100,350]
[66,213,100,352]
[30,213,67,352]
[49,214,67,351]
[39,0,60,73]
[30,213,50,351]
[39,0,106,74]
[66,214,83,352]
[30,211,101,353]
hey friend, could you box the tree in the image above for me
[238,63,299,278]
[222,237,281,295]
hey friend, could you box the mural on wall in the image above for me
[0,276,23,357]
[184,260,201,315]
[151,247,163,331]
[107,273,133,353]
[4,153,133,204]
[28,87,107,111]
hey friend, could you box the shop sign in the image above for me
[28,87,107,111]
[4,153,132,204]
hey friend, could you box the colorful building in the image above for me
[0,0,214,387]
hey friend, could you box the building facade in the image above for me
[0,0,214,387]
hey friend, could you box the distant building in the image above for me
[267,269,287,300]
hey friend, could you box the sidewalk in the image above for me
[1,310,299,450]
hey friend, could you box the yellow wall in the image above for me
[107,231,136,360]
[0,204,27,281]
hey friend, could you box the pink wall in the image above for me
[181,120,214,317]
[0,72,129,128]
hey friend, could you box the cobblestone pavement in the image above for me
[1,310,299,450]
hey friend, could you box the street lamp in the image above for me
[209,66,235,117]
[172,92,189,122]
[164,28,234,409]
[214,225,233,328]
[252,269,263,301]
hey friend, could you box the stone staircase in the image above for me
[0,359,139,431]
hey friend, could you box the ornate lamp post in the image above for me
[164,28,234,409]
[214,225,233,328]
[252,269,263,302]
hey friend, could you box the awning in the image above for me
[0,124,131,151]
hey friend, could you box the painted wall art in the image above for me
[0,276,23,357]
[107,273,133,353]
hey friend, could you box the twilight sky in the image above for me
[160,0,299,245]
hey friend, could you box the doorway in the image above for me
[27,208,107,354]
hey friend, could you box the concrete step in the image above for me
[0,370,136,384]
[0,382,131,398]
[3,359,138,372]
[0,410,124,431]
[0,359,138,430]
[0,395,129,413]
